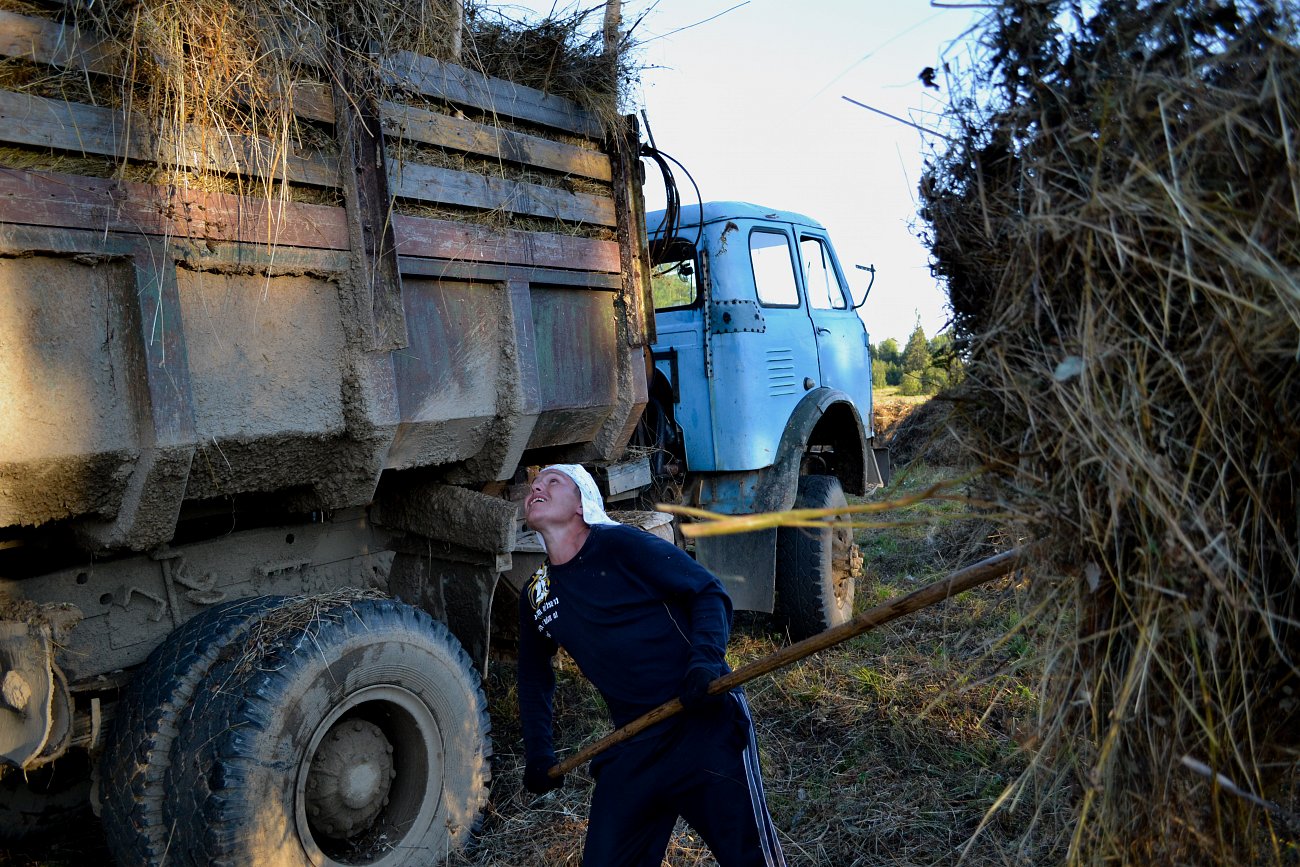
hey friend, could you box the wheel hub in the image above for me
[304,718,395,840]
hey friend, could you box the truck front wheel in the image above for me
[166,596,491,867]
[775,475,858,640]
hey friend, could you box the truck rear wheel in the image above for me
[775,474,857,640]
[167,596,491,867]
[100,595,288,865]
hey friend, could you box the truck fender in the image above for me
[372,482,516,675]
[694,389,870,615]
[753,387,869,513]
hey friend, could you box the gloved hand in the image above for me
[679,664,724,709]
[523,754,564,794]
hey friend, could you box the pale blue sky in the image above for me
[503,1,987,344]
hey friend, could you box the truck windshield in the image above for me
[650,237,698,309]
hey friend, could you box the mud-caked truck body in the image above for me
[0,7,650,863]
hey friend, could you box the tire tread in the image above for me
[99,595,287,866]
[775,475,853,641]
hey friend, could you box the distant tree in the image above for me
[899,323,930,395]
[924,331,962,394]
[650,267,695,309]
[871,338,901,388]
[927,332,952,358]
[922,365,949,393]
[903,323,930,370]
[871,338,906,389]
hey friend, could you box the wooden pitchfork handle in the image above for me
[549,546,1027,780]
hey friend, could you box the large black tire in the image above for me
[166,596,491,867]
[100,595,288,865]
[775,474,857,641]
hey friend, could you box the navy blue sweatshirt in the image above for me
[517,523,734,763]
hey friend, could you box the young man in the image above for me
[517,464,787,867]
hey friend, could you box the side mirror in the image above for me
[851,264,876,309]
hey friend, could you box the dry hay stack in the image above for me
[0,0,628,214]
[921,1,1300,863]
[880,396,969,469]
[463,4,630,132]
[56,0,626,129]
[871,395,920,437]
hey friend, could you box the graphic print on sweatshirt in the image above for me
[525,561,558,637]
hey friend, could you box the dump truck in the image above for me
[0,5,883,864]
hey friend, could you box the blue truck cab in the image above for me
[642,202,889,639]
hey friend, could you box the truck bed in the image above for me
[0,8,649,554]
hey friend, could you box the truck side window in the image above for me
[749,230,800,307]
[650,237,699,310]
[800,237,848,310]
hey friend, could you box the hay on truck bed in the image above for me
[920,1,1300,862]
[0,0,635,237]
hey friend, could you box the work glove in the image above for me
[523,754,564,795]
[679,664,725,710]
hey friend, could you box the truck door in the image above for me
[726,226,823,466]
[799,233,873,413]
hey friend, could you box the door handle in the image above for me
[815,327,831,335]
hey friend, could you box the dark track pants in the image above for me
[581,694,786,867]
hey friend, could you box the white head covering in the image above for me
[540,464,619,527]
